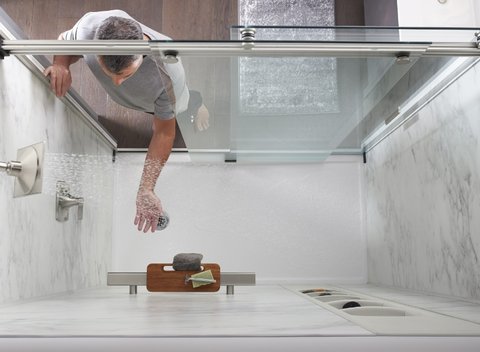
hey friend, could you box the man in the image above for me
[45,10,208,233]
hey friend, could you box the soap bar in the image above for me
[172,253,203,271]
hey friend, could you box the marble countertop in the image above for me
[0,285,371,337]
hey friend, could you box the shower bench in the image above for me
[107,271,256,295]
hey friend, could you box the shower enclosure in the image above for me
[2,14,480,350]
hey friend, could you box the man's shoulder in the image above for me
[80,9,133,24]
[71,10,135,40]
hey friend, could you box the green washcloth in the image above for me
[189,270,216,288]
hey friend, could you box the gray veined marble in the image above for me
[0,53,114,304]
[1,284,480,337]
[365,58,480,300]
[0,286,371,337]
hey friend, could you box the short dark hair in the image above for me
[94,16,143,74]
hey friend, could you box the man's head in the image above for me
[95,16,144,85]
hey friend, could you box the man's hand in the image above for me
[194,103,210,132]
[135,189,163,233]
[44,64,73,97]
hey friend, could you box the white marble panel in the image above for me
[0,285,371,337]
[112,154,366,284]
[0,55,114,304]
[365,60,480,300]
[1,283,480,338]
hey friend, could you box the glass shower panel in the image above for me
[177,53,408,162]
[148,26,480,162]
[232,25,340,162]
[174,55,345,162]
[174,55,232,161]
[230,26,477,43]
[3,27,479,161]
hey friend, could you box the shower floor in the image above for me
[2,284,480,351]
[0,285,370,337]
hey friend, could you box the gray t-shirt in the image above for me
[62,9,189,119]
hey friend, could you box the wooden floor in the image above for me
[0,0,238,148]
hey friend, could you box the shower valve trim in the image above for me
[0,160,22,177]
[0,142,45,197]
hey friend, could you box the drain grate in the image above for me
[297,287,480,335]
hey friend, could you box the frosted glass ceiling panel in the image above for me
[239,0,335,27]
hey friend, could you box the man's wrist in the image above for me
[52,60,70,68]
[137,187,154,195]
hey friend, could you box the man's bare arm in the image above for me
[134,117,176,233]
[43,33,82,97]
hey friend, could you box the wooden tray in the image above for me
[146,263,221,292]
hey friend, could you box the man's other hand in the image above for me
[44,64,73,97]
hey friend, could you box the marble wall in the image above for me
[365,59,480,300]
[0,55,114,304]
[111,153,366,284]
[397,0,478,27]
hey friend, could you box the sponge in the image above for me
[188,270,216,288]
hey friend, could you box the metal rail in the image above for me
[107,271,256,295]
[2,40,480,58]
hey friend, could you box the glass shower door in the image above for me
[153,26,479,162]
[4,26,479,161]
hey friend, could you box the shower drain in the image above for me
[292,286,480,335]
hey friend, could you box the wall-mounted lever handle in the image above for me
[55,181,84,222]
